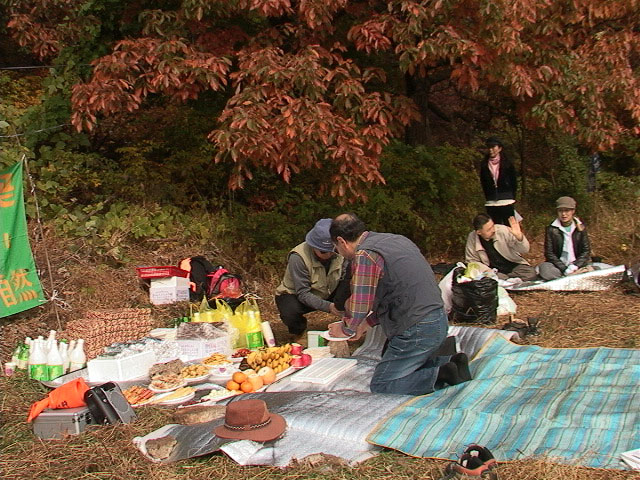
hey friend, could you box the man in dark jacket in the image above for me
[538,196,592,280]
[328,213,471,395]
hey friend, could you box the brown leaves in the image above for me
[71,38,231,131]
[210,45,417,200]
[350,0,640,150]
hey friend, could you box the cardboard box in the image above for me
[32,407,94,440]
[149,276,190,305]
[87,350,156,382]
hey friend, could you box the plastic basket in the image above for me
[136,266,189,279]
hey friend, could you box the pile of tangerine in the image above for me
[226,370,266,394]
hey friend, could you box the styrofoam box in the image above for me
[87,350,156,382]
[176,336,231,362]
[151,276,190,288]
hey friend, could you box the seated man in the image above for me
[275,218,350,341]
[465,214,537,281]
[538,196,591,281]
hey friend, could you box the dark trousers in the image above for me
[276,276,351,335]
[486,204,515,226]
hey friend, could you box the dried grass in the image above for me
[1,225,638,480]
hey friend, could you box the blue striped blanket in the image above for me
[367,335,640,469]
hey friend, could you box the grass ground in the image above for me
[1,220,639,480]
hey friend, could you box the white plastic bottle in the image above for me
[261,321,276,347]
[59,341,69,374]
[69,339,86,372]
[47,341,64,380]
[29,339,48,381]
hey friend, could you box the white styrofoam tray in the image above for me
[290,357,358,385]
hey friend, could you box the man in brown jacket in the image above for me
[465,213,537,281]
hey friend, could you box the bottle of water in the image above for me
[59,340,69,374]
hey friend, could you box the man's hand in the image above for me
[507,216,524,241]
[564,264,579,276]
[328,303,343,316]
[349,321,370,341]
[328,321,350,338]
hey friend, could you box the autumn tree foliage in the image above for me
[3,0,639,199]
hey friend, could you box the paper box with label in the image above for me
[176,322,231,361]
[149,276,190,305]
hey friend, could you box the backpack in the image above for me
[206,267,242,299]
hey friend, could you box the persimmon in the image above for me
[226,380,240,391]
[240,381,254,393]
[232,371,247,384]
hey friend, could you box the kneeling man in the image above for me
[328,213,470,395]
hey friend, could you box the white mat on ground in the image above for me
[265,325,518,393]
[133,390,410,466]
[133,325,518,465]
[505,264,625,291]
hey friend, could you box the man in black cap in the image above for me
[537,196,592,280]
[275,218,350,341]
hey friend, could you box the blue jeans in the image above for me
[370,308,448,395]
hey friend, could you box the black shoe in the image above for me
[451,352,472,383]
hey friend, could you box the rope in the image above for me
[22,155,63,330]
[0,124,69,138]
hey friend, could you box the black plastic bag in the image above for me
[450,267,498,324]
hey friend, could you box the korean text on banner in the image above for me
[0,161,46,317]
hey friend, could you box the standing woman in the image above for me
[480,137,518,225]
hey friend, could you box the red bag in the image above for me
[207,268,242,298]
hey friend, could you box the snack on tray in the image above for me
[123,385,155,405]
[231,348,251,358]
[149,359,185,379]
[150,386,194,404]
[146,436,177,460]
[150,373,183,390]
[173,405,226,425]
[202,388,237,400]
[202,353,230,365]
[246,344,292,373]
[180,364,210,378]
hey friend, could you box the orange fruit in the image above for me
[232,371,247,384]
[226,380,240,391]
[240,381,254,393]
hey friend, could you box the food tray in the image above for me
[183,373,211,384]
[136,266,189,279]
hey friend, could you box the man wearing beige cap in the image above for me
[538,196,592,280]
[275,218,350,341]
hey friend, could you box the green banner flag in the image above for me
[0,161,46,317]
